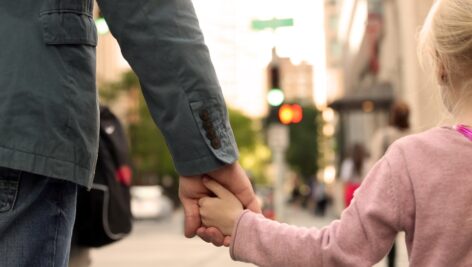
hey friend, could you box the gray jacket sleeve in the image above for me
[96,0,239,176]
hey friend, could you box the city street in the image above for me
[89,206,408,267]
[1,1,466,266]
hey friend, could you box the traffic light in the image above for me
[267,63,284,107]
[270,64,280,89]
[265,62,304,125]
[265,62,285,126]
[278,104,303,125]
[267,89,284,107]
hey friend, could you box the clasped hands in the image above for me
[179,162,260,247]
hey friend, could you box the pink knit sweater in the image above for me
[230,127,472,266]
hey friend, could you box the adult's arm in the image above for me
[96,0,238,175]
[96,1,261,244]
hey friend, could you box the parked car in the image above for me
[131,185,173,219]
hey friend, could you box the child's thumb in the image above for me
[203,177,232,199]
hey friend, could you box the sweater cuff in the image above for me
[229,209,257,261]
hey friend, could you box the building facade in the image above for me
[268,54,314,106]
[326,0,437,160]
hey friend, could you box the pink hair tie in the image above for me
[455,124,472,142]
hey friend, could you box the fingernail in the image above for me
[203,177,210,183]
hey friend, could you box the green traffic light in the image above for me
[267,89,284,106]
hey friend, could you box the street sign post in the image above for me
[251,18,294,31]
[255,17,294,221]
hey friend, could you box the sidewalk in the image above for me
[89,206,408,266]
[90,210,252,267]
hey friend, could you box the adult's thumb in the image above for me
[181,199,201,238]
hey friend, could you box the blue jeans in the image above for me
[0,167,77,267]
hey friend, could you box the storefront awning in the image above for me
[328,82,394,112]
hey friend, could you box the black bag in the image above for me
[74,106,133,247]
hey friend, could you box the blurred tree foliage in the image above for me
[99,70,270,186]
[286,106,322,184]
[100,71,174,185]
[128,93,177,184]
[99,71,139,103]
[229,109,256,150]
[229,110,270,185]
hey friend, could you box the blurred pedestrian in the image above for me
[0,1,259,266]
[197,1,472,265]
[370,101,411,164]
[340,143,369,208]
[310,178,331,217]
[289,175,302,205]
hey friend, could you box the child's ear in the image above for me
[436,54,449,85]
[438,63,448,84]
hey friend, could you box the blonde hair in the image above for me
[418,0,472,117]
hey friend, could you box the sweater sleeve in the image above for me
[230,146,414,267]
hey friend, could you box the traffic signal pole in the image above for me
[266,50,289,221]
[252,18,294,221]
[267,124,289,221]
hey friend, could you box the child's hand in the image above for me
[198,177,244,236]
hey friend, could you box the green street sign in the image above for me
[251,18,294,31]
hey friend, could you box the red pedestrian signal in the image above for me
[291,104,303,123]
[278,104,303,125]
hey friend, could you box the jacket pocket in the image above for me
[39,10,97,46]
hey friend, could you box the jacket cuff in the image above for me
[174,153,237,177]
[171,98,239,177]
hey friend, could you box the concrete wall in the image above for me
[356,0,440,132]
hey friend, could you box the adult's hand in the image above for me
[206,162,260,212]
[198,162,261,246]
[179,174,209,238]
[179,175,231,246]
[179,162,261,246]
